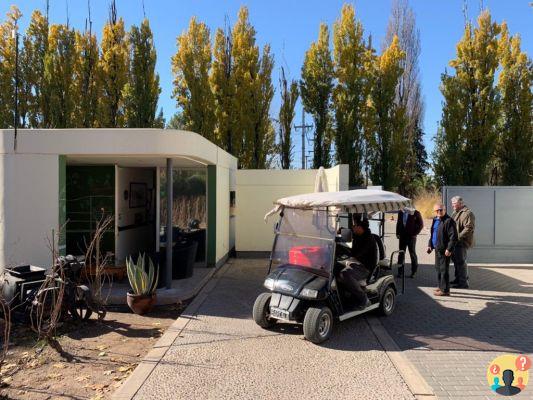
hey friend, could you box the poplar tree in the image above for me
[73,23,100,127]
[210,27,235,152]
[301,23,334,169]
[44,24,78,128]
[278,67,299,169]
[384,0,426,193]
[172,17,215,139]
[434,11,501,185]
[497,23,533,185]
[124,19,162,128]
[231,7,275,168]
[24,10,49,127]
[332,4,370,185]
[99,1,128,128]
[367,36,407,190]
[0,6,22,129]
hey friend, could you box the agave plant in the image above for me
[126,254,159,296]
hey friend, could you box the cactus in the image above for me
[126,254,159,296]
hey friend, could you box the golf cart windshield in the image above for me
[271,208,336,275]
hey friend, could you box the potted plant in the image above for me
[126,254,159,315]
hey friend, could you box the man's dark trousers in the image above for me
[435,251,451,293]
[398,235,418,275]
[452,243,468,286]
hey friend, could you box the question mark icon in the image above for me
[490,364,500,374]
[515,355,532,371]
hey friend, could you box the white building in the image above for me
[0,129,237,286]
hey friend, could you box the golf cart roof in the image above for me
[274,189,411,213]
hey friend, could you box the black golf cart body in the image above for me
[253,189,411,343]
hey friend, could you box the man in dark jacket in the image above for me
[396,207,424,278]
[427,203,458,296]
[451,196,475,289]
[337,215,377,308]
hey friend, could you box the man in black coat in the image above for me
[396,207,424,278]
[337,215,377,308]
[427,203,458,296]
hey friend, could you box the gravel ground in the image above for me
[132,259,414,400]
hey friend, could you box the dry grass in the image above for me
[413,190,442,219]
[161,196,206,229]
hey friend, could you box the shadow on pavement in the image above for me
[380,263,533,354]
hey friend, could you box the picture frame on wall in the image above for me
[129,182,147,208]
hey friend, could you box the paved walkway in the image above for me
[120,259,414,400]
[382,220,533,400]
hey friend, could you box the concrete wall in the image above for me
[0,153,60,268]
[235,165,349,253]
[443,186,533,263]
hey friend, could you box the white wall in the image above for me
[0,154,59,269]
[216,165,230,263]
[443,186,533,263]
[115,167,155,263]
[235,165,349,252]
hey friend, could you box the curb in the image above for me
[366,316,437,400]
[111,261,233,400]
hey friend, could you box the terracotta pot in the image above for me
[127,291,156,315]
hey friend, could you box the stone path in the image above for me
[382,220,533,400]
[127,259,414,400]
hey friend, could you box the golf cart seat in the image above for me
[373,234,391,269]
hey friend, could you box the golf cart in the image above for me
[253,189,410,344]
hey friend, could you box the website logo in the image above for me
[487,354,530,396]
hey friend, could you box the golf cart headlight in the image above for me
[301,288,318,298]
[264,278,275,290]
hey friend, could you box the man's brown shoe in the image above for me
[434,289,450,296]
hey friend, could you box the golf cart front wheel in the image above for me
[253,292,276,329]
[303,306,333,344]
[379,286,396,316]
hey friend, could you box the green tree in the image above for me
[23,10,49,127]
[434,11,501,185]
[73,24,100,127]
[44,24,78,128]
[210,26,235,152]
[98,1,128,127]
[0,6,22,129]
[384,0,426,194]
[332,4,370,185]
[301,23,334,169]
[278,67,299,169]
[367,35,407,190]
[497,22,533,185]
[172,17,215,139]
[231,7,275,168]
[124,19,161,128]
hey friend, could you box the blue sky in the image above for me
[2,1,532,166]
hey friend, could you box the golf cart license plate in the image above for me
[270,307,289,320]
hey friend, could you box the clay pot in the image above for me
[127,291,156,315]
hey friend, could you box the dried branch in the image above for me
[83,212,114,307]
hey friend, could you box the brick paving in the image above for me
[382,220,533,400]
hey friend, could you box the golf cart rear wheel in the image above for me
[379,286,396,316]
[303,306,333,344]
[253,292,276,329]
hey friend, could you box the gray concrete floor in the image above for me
[382,218,533,400]
[131,258,414,400]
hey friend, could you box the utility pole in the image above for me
[12,27,19,152]
[294,110,312,169]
